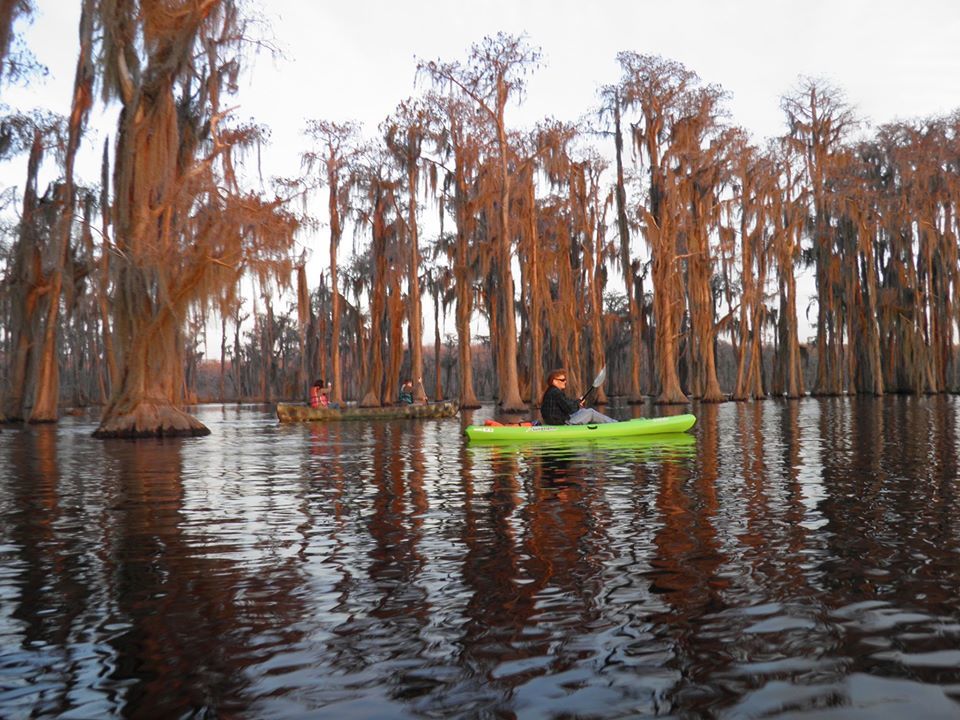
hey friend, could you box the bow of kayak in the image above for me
[464,414,696,442]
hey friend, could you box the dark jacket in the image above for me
[540,385,579,425]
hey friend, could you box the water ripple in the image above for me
[2,398,960,717]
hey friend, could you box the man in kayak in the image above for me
[540,368,616,425]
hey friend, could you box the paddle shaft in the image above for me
[579,366,606,404]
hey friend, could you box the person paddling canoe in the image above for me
[310,378,331,408]
[540,368,616,425]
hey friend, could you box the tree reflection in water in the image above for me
[3,400,960,717]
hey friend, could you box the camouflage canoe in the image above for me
[276,400,459,423]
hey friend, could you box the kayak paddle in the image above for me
[579,366,606,404]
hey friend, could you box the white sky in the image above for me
[248,0,960,161]
[9,0,960,179]
[5,0,960,348]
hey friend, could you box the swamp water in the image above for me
[2,397,960,718]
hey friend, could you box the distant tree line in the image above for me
[2,5,960,437]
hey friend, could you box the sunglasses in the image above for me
[556,377,567,382]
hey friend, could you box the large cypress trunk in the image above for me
[360,186,388,407]
[95,83,209,437]
[645,211,688,405]
[612,99,644,403]
[93,312,208,438]
[452,140,480,408]
[327,157,345,405]
[686,204,724,403]
[493,120,525,413]
[29,0,95,423]
[404,151,426,402]
[4,130,45,422]
[93,1,297,436]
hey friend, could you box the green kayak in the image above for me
[467,432,697,459]
[464,414,696,442]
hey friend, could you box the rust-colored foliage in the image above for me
[384,99,431,402]
[11,17,960,418]
[782,79,857,396]
[599,85,645,403]
[419,32,541,412]
[617,52,697,404]
[353,146,398,407]
[422,89,482,408]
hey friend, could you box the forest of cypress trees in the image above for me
[3,6,960,436]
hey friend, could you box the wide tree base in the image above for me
[655,393,690,406]
[93,402,210,439]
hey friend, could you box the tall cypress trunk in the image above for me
[433,283,443,401]
[387,270,404,403]
[849,214,884,395]
[94,1,298,436]
[453,151,480,408]
[97,139,119,393]
[360,187,388,407]
[30,0,95,422]
[327,166,344,405]
[587,222,607,405]
[296,264,310,396]
[219,312,227,402]
[525,175,543,404]
[613,100,643,402]
[94,9,205,437]
[644,208,687,405]
[777,174,805,399]
[5,130,45,422]
[264,298,274,402]
[405,158,426,402]
[686,194,724,402]
[493,114,524,412]
[232,304,244,401]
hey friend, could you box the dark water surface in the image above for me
[3,397,960,719]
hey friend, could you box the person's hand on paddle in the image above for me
[578,367,605,406]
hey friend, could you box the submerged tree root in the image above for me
[93,402,210,439]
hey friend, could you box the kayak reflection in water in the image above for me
[539,368,616,425]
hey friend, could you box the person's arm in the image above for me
[561,393,580,415]
[540,387,564,424]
